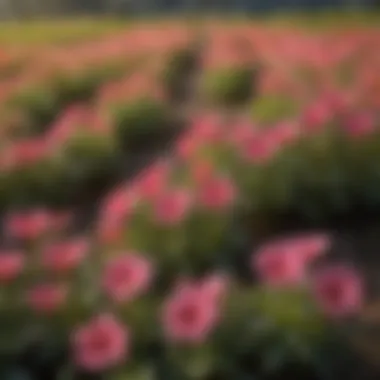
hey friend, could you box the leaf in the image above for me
[119,297,160,347]
[111,366,155,380]
[181,347,215,380]
[251,95,299,125]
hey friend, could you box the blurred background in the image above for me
[0,0,378,19]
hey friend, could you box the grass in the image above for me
[0,11,378,46]
[262,10,380,30]
[0,18,129,46]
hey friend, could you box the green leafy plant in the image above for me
[202,66,256,107]
[251,95,299,125]
[113,97,176,151]
[161,45,201,104]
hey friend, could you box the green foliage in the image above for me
[7,86,60,135]
[64,131,117,175]
[213,285,344,380]
[251,95,299,125]
[202,66,255,107]
[113,97,175,151]
[0,22,375,380]
[0,132,120,208]
[161,45,200,103]
[0,158,73,207]
[6,61,129,137]
[52,62,127,105]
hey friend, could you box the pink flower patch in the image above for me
[302,100,332,132]
[101,187,137,222]
[42,238,89,274]
[227,122,256,147]
[27,283,68,314]
[0,250,24,282]
[136,162,170,201]
[253,238,309,287]
[176,133,201,160]
[162,285,219,343]
[72,314,129,372]
[153,188,192,225]
[5,210,51,241]
[191,114,223,143]
[342,111,376,138]
[97,217,124,245]
[275,233,331,264]
[269,121,301,146]
[197,176,236,210]
[199,273,230,302]
[175,273,229,304]
[311,265,363,318]
[8,139,49,167]
[50,211,73,232]
[241,133,280,164]
[102,253,153,303]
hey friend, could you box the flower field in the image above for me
[0,17,380,380]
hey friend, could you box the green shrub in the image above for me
[251,95,299,125]
[51,61,127,105]
[161,45,200,103]
[6,60,130,137]
[113,97,175,151]
[0,133,120,208]
[7,85,60,136]
[202,66,256,107]
[62,130,120,193]
[0,158,73,207]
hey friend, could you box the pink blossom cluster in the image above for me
[0,210,364,373]
[0,24,377,375]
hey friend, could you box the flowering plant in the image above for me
[0,22,378,380]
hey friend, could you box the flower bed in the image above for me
[0,22,379,380]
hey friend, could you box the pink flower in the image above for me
[311,265,363,317]
[72,314,129,372]
[176,273,229,303]
[323,89,352,115]
[5,210,51,240]
[269,121,301,146]
[197,176,236,210]
[101,187,137,222]
[136,162,170,201]
[9,139,49,167]
[228,121,256,146]
[162,285,219,343]
[199,273,229,302]
[176,133,201,161]
[27,283,67,313]
[0,250,24,282]
[153,188,192,225]
[342,112,376,138]
[102,253,153,303]
[191,114,223,143]
[241,133,280,164]
[42,238,89,274]
[97,218,124,245]
[47,105,86,145]
[252,239,308,287]
[275,233,331,264]
[302,100,331,132]
[50,211,72,232]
